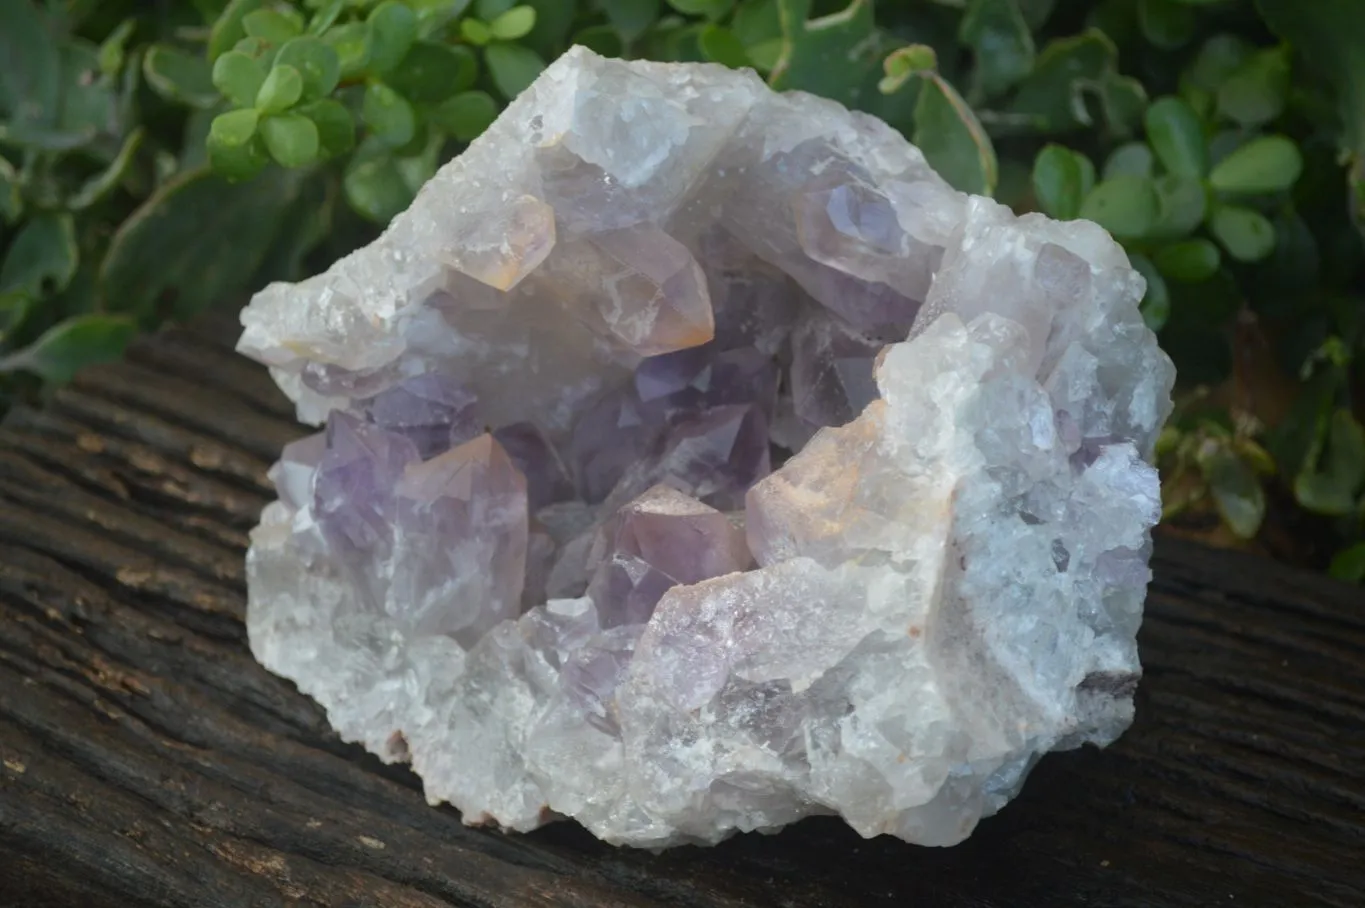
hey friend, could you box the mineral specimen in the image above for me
[240,47,1175,848]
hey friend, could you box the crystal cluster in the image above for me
[240,47,1174,848]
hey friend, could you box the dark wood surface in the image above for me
[1,316,1362,908]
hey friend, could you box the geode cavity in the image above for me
[239,47,1175,848]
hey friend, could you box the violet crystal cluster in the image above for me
[239,47,1175,848]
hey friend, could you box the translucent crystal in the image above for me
[240,48,1174,851]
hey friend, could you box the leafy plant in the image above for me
[1,0,1362,581]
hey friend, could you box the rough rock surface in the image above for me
[239,46,1175,848]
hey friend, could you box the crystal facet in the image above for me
[240,48,1175,851]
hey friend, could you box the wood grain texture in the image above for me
[1,317,1362,908]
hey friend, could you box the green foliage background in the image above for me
[1,0,1363,578]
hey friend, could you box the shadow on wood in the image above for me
[1,318,1362,907]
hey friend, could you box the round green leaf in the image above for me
[242,8,304,43]
[1200,442,1266,539]
[261,112,320,167]
[275,37,341,101]
[210,108,260,147]
[1328,542,1365,583]
[1130,253,1171,332]
[476,0,517,17]
[0,314,136,384]
[1102,142,1154,180]
[345,155,414,223]
[1216,47,1290,128]
[144,44,220,108]
[209,0,265,62]
[571,24,624,58]
[69,126,146,210]
[299,98,356,158]
[698,24,750,68]
[1209,204,1276,262]
[600,0,664,43]
[1208,135,1303,195]
[256,63,304,113]
[0,213,77,297]
[1294,409,1365,516]
[1154,238,1221,282]
[1137,0,1195,50]
[367,0,419,75]
[484,42,546,100]
[1145,96,1208,179]
[1182,34,1253,95]
[362,81,417,147]
[461,17,493,46]
[387,42,478,103]
[212,50,267,108]
[1152,175,1207,237]
[1031,144,1087,220]
[325,22,373,79]
[913,74,998,197]
[429,90,500,142]
[0,157,23,224]
[490,6,537,41]
[1080,175,1159,238]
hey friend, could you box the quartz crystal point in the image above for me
[240,47,1175,849]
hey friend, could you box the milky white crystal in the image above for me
[240,47,1174,848]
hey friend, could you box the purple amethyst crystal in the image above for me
[313,412,420,553]
[363,374,480,459]
[789,307,884,430]
[493,422,574,511]
[585,484,753,628]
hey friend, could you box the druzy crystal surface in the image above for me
[240,47,1174,848]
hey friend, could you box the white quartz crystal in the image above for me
[240,47,1174,848]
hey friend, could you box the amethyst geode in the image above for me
[239,47,1174,848]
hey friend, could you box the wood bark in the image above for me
[1,318,1362,907]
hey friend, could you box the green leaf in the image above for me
[0,157,21,223]
[325,23,373,79]
[768,0,886,110]
[1145,96,1208,178]
[0,213,78,297]
[1154,238,1221,282]
[1131,253,1171,331]
[362,81,417,146]
[242,8,305,43]
[668,0,734,16]
[213,50,267,107]
[430,90,499,141]
[1103,142,1154,180]
[913,74,998,196]
[299,98,356,158]
[69,127,146,210]
[307,0,348,36]
[0,291,32,342]
[1294,409,1365,516]
[1137,0,1195,50]
[959,0,1035,99]
[345,154,414,223]
[1079,175,1159,238]
[1208,135,1303,195]
[698,24,751,68]
[476,0,517,17]
[1183,33,1253,94]
[97,18,137,77]
[144,44,221,108]
[1199,441,1266,539]
[256,63,304,113]
[520,0,576,58]
[1328,542,1365,583]
[209,0,265,62]
[1151,174,1207,237]
[1256,0,1365,158]
[461,17,493,45]
[275,37,341,101]
[1009,29,1118,133]
[387,42,477,103]
[207,108,268,180]
[0,315,136,384]
[260,112,320,167]
[600,0,663,43]
[1216,46,1290,128]
[1209,204,1276,262]
[571,24,625,58]
[367,0,420,75]
[100,167,308,319]
[879,44,936,95]
[1031,144,1089,220]
[490,6,537,41]
[484,42,546,100]
[0,0,61,125]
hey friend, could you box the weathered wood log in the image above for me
[1,317,1362,907]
